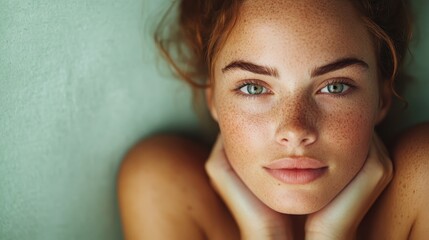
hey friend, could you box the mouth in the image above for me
[265,168,328,184]
[263,157,328,184]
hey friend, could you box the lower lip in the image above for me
[265,168,328,184]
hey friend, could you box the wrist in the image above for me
[305,230,356,240]
[241,232,291,240]
[241,225,293,240]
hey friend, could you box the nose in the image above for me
[275,96,318,148]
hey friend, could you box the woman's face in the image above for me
[207,0,390,214]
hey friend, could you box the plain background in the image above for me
[1,0,428,239]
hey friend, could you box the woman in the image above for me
[118,0,429,239]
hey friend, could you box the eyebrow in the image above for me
[310,57,369,78]
[222,60,279,78]
[221,57,369,78]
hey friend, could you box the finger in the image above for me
[308,133,393,234]
[371,133,392,171]
[205,135,234,183]
[205,135,289,230]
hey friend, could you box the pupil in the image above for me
[329,83,343,93]
[248,85,262,94]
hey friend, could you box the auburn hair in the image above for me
[155,0,412,98]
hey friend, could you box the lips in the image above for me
[264,157,328,184]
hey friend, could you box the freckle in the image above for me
[187,205,193,211]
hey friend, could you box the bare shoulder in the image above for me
[117,135,239,240]
[361,122,429,239]
[391,122,429,239]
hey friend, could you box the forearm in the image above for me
[305,231,356,240]
[241,229,293,240]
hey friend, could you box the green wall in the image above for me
[403,0,429,121]
[0,1,204,239]
[0,1,427,240]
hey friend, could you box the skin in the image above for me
[117,0,429,239]
[117,124,429,239]
[207,0,388,214]
[205,132,392,239]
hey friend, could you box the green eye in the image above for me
[321,82,350,94]
[240,84,267,95]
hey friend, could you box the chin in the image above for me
[273,203,324,215]
[262,190,333,215]
[268,202,324,215]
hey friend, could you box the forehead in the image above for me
[216,0,375,73]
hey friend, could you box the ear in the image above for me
[375,80,392,125]
[205,85,218,122]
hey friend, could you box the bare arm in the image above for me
[393,123,429,239]
[359,122,429,239]
[117,135,239,240]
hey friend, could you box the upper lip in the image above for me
[263,156,327,169]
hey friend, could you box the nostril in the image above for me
[277,131,317,147]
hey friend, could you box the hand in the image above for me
[205,135,293,240]
[305,133,393,240]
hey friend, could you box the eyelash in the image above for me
[233,79,356,98]
[318,79,356,97]
[233,80,272,97]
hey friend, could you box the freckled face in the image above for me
[207,0,387,214]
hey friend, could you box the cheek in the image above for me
[325,109,374,149]
[323,103,376,179]
[214,98,270,169]
[215,96,378,162]
[217,105,262,156]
